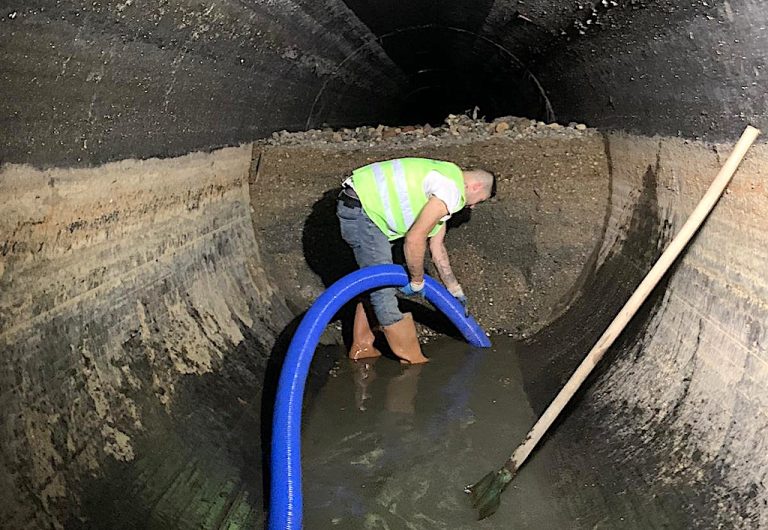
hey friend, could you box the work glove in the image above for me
[399,279,425,297]
[448,284,469,316]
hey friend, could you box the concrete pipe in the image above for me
[1,1,767,528]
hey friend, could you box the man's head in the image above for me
[462,168,497,208]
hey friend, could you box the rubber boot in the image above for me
[349,302,382,361]
[382,313,429,364]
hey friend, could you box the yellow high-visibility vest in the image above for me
[351,158,465,240]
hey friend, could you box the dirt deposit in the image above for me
[250,113,608,339]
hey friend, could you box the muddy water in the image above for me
[75,333,704,528]
[302,336,692,529]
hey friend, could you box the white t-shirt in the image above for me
[423,170,463,221]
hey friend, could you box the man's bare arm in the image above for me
[428,225,460,290]
[404,197,448,284]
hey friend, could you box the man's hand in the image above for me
[448,284,469,316]
[399,279,425,297]
[456,295,469,316]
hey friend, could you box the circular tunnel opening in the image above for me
[305,23,555,130]
[380,25,554,125]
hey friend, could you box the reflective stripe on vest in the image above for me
[351,158,465,240]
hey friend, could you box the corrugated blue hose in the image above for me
[268,264,491,529]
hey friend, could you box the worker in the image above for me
[336,157,496,364]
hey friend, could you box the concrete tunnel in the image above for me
[1,0,767,528]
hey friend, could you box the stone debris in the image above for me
[264,112,593,148]
[495,121,510,134]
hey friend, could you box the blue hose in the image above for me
[268,264,491,530]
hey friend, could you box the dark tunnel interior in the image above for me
[1,0,768,528]
[2,0,765,168]
[335,0,555,125]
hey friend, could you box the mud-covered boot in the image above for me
[349,302,382,361]
[382,313,429,364]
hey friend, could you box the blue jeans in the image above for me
[337,197,404,327]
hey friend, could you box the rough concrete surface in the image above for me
[3,0,767,167]
[592,135,768,527]
[0,0,407,166]
[2,0,768,526]
[0,146,290,527]
[2,115,767,527]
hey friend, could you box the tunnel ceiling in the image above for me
[0,0,765,167]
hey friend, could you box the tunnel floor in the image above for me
[72,333,719,529]
[302,336,712,529]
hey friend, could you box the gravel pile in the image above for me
[264,113,594,148]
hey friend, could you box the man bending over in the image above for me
[336,157,495,363]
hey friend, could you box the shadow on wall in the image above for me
[302,188,359,285]
[519,153,670,416]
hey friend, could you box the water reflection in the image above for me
[350,359,424,414]
[385,364,423,414]
[350,359,378,411]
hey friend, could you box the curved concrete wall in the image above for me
[519,133,768,526]
[0,147,294,527]
[0,0,408,166]
[595,136,768,526]
[1,0,767,527]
